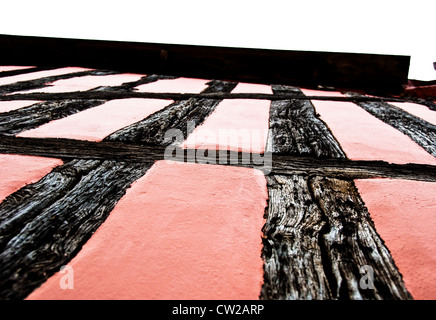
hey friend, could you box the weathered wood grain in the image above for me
[261,174,330,299]
[0,137,436,182]
[267,85,346,158]
[261,174,412,300]
[271,154,436,182]
[0,160,100,252]
[262,87,414,299]
[1,136,435,182]
[311,176,412,299]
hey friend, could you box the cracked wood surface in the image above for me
[1,136,435,183]
[261,86,413,299]
[261,175,412,299]
[267,85,346,158]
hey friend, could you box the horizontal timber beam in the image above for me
[0,91,411,104]
[0,136,434,182]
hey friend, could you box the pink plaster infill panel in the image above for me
[0,100,42,113]
[18,98,171,142]
[182,83,272,153]
[230,82,274,94]
[390,102,436,126]
[27,160,268,300]
[0,154,63,203]
[0,66,34,72]
[0,67,91,87]
[135,77,209,93]
[355,179,436,300]
[301,89,436,165]
[19,73,145,93]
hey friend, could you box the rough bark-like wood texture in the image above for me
[0,160,100,252]
[261,87,413,299]
[261,175,412,300]
[105,80,237,146]
[266,85,346,158]
[346,93,436,157]
[271,154,436,183]
[1,136,435,182]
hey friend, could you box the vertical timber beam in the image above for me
[261,86,412,299]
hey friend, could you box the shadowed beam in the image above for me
[0,34,410,94]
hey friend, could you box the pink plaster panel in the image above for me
[182,83,272,153]
[20,73,145,93]
[355,179,436,300]
[17,98,171,142]
[301,89,436,165]
[135,77,209,93]
[390,102,436,126]
[230,82,273,94]
[26,160,267,300]
[0,67,91,87]
[0,66,34,72]
[0,154,63,203]
[0,100,42,113]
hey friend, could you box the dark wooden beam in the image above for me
[0,67,56,78]
[0,34,410,94]
[0,136,435,183]
[261,174,412,299]
[261,88,414,299]
[0,91,412,103]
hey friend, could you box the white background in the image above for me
[1,0,435,80]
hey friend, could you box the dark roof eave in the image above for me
[0,34,410,95]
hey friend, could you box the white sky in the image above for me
[1,0,435,80]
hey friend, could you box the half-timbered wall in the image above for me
[0,65,434,300]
